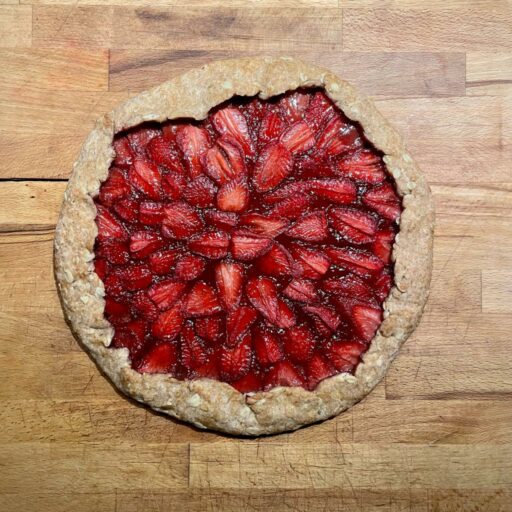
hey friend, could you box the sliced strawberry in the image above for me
[105,296,131,322]
[104,272,124,296]
[246,276,279,325]
[195,315,224,343]
[264,361,305,389]
[257,243,296,276]
[180,324,208,370]
[95,90,399,392]
[231,372,263,393]
[239,213,290,238]
[217,136,246,177]
[96,205,128,241]
[129,158,162,200]
[188,231,230,260]
[242,97,267,133]
[258,111,286,145]
[306,354,336,390]
[139,201,163,225]
[287,211,328,242]
[279,91,311,124]
[94,257,108,281]
[203,211,237,231]
[329,207,378,244]
[277,300,296,329]
[146,136,184,173]
[262,180,311,205]
[111,319,146,355]
[322,275,373,301]
[337,149,386,184]
[366,183,401,202]
[215,261,244,311]
[148,279,187,311]
[231,231,272,261]
[269,194,312,219]
[129,231,164,259]
[162,202,203,239]
[303,304,341,331]
[310,178,356,204]
[99,168,130,206]
[253,142,293,192]
[283,278,317,303]
[312,313,333,338]
[327,341,365,372]
[113,137,134,169]
[148,249,178,275]
[217,177,250,212]
[127,125,160,154]
[174,255,206,281]
[161,123,178,142]
[226,306,258,346]
[352,304,382,341]
[374,271,393,301]
[363,184,401,221]
[183,281,222,317]
[325,247,384,274]
[96,239,130,265]
[135,342,177,374]
[194,357,220,379]
[373,228,395,264]
[176,124,210,178]
[151,304,184,339]
[280,121,315,154]
[162,171,186,200]
[317,114,361,156]
[289,245,330,279]
[304,91,335,130]
[117,264,153,291]
[203,143,239,185]
[212,106,254,157]
[253,326,283,366]
[131,291,159,321]
[219,334,253,382]
[297,153,338,180]
[183,176,217,208]
[113,198,139,223]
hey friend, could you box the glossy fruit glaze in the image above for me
[93,88,401,393]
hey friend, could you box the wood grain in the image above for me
[0,6,31,47]
[110,50,465,98]
[189,443,512,489]
[0,49,109,91]
[25,0,338,5]
[1,2,511,511]
[375,97,511,183]
[0,134,83,179]
[0,88,128,134]
[33,6,342,50]
[343,8,512,51]
[466,52,512,96]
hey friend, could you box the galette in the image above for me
[54,57,434,435]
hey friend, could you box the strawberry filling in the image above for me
[93,89,401,392]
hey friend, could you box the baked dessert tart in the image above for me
[54,57,434,435]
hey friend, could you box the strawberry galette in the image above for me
[55,57,434,435]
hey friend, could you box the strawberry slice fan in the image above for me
[55,57,434,435]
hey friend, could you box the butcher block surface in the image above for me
[0,1,511,511]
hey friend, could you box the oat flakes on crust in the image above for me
[54,56,434,435]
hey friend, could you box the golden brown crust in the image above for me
[54,56,434,435]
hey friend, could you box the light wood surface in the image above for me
[0,2,511,511]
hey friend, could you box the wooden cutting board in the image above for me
[1,2,511,511]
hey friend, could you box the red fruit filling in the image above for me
[94,89,401,392]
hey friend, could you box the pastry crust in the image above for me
[54,57,434,435]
